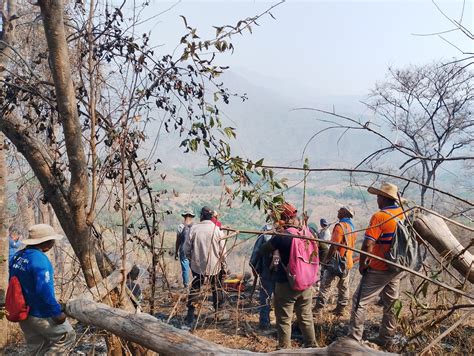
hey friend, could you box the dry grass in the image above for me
[4,222,473,354]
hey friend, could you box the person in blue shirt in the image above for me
[8,225,21,264]
[10,224,76,354]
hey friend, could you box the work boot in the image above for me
[332,305,346,317]
[367,336,397,352]
[185,308,195,325]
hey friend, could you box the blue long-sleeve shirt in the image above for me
[9,248,62,318]
[8,237,20,263]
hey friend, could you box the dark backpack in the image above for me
[6,253,30,322]
[382,211,419,273]
[178,224,192,253]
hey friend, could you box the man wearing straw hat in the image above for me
[347,182,405,351]
[9,224,76,354]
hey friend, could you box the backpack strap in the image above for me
[380,209,402,222]
[280,227,302,273]
[377,210,402,244]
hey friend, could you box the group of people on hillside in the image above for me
[4,181,404,354]
[177,182,406,351]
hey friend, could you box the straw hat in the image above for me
[338,204,355,218]
[367,182,402,201]
[22,224,63,246]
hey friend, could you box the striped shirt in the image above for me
[364,206,404,271]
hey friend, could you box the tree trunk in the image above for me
[420,168,434,207]
[65,299,392,355]
[16,189,35,236]
[47,204,57,228]
[414,213,474,283]
[36,0,97,288]
[0,0,17,348]
[0,133,8,349]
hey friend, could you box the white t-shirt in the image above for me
[318,228,331,241]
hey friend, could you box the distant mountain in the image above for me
[143,69,385,170]
[216,70,382,167]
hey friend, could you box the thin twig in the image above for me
[420,310,474,355]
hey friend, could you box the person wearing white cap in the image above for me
[175,211,195,288]
[315,205,357,316]
[347,182,405,351]
[9,224,76,354]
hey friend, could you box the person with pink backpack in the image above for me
[259,202,319,349]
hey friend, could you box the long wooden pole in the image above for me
[221,227,474,300]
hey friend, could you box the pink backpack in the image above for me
[284,227,319,291]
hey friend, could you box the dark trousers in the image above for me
[187,272,225,312]
[259,277,275,327]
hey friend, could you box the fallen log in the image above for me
[414,213,474,283]
[65,298,394,355]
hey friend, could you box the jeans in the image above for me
[179,253,190,287]
[258,278,275,327]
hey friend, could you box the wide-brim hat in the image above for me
[181,211,195,218]
[368,182,404,202]
[338,204,355,218]
[22,224,63,246]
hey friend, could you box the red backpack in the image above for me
[6,254,30,322]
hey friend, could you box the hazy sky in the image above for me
[144,0,473,97]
